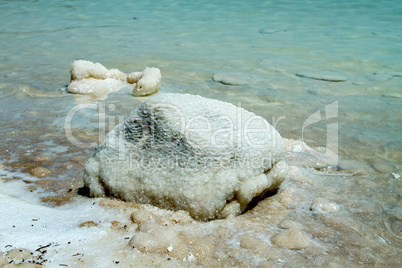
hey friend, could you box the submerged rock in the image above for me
[30,167,51,178]
[212,72,253,86]
[258,28,284,34]
[296,71,347,82]
[271,229,313,249]
[83,93,287,220]
[366,73,393,82]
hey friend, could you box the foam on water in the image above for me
[0,0,401,266]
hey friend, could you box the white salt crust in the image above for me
[83,93,287,220]
[67,60,161,98]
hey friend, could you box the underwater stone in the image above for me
[212,72,253,86]
[83,93,287,220]
[258,28,282,34]
[366,73,393,82]
[296,71,347,82]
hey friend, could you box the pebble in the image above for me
[168,210,194,225]
[295,71,347,82]
[279,219,304,230]
[311,198,340,213]
[129,227,188,259]
[30,167,51,178]
[279,187,309,208]
[271,229,313,249]
[79,221,98,227]
[239,233,268,251]
[34,155,51,162]
[352,79,367,86]
[287,166,313,184]
[212,72,253,86]
[131,210,156,224]
[4,71,18,77]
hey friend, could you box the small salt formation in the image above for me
[271,229,313,249]
[83,93,287,220]
[127,67,162,96]
[310,198,340,213]
[67,60,161,98]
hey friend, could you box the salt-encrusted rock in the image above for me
[126,72,143,84]
[70,60,126,81]
[83,93,287,220]
[131,67,161,96]
[212,72,253,86]
[279,219,304,230]
[30,167,51,178]
[296,71,347,82]
[311,198,340,213]
[67,60,161,98]
[271,229,313,249]
[68,77,129,96]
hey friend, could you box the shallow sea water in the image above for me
[0,0,401,267]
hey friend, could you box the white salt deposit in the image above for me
[69,60,126,81]
[83,93,287,220]
[271,229,313,249]
[1,136,400,267]
[0,176,133,267]
[131,67,162,96]
[67,78,129,96]
[1,0,401,266]
[67,60,161,99]
[311,198,340,213]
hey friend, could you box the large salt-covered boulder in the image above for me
[83,93,287,220]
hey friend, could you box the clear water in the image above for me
[0,0,401,266]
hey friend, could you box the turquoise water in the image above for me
[0,0,401,266]
[1,0,401,168]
